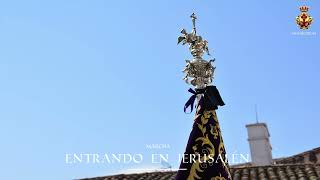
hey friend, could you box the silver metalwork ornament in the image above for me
[178,13,215,89]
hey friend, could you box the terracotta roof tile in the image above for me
[79,163,320,180]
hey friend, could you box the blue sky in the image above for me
[0,0,319,180]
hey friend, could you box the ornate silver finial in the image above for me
[190,13,197,34]
[178,13,215,89]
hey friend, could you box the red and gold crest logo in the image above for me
[296,6,313,30]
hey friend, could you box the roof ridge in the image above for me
[231,163,320,169]
[274,147,320,160]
